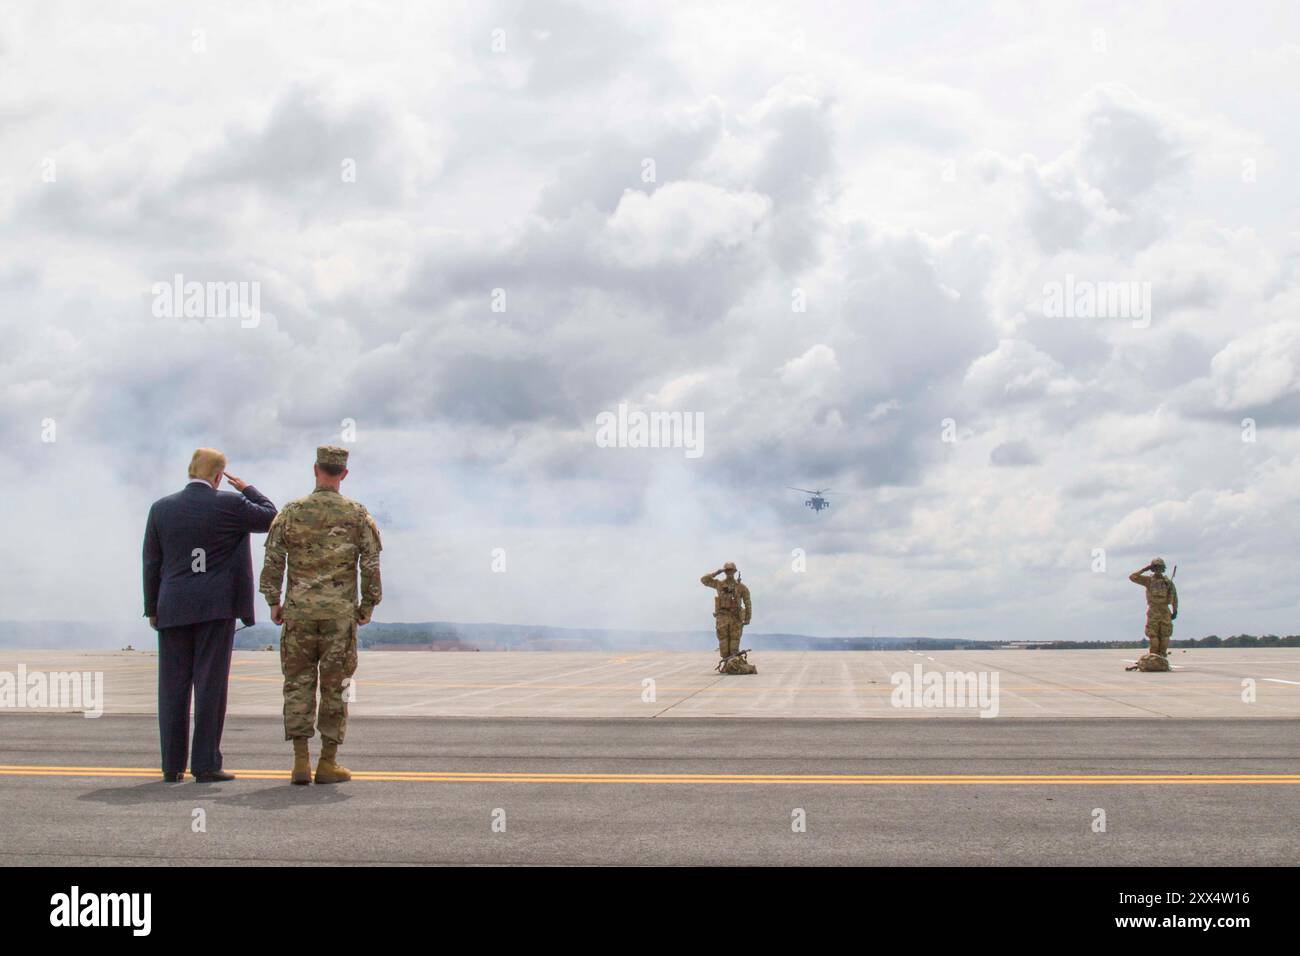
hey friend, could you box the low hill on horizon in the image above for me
[0,621,1293,652]
[0,619,960,652]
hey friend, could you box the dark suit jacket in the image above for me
[143,483,278,629]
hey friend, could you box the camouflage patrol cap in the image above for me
[723,561,737,571]
[317,445,349,469]
[1150,557,1166,569]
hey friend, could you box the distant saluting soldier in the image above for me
[701,562,754,673]
[1129,557,1177,658]
[260,446,382,785]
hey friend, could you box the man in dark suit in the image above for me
[143,448,277,782]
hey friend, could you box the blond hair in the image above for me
[188,447,227,481]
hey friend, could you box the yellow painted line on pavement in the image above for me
[226,676,1281,693]
[0,765,1298,785]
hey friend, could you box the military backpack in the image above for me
[718,650,757,675]
[1126,653,1171,672]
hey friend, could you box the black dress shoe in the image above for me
[193,770,236,782]
[161,771,185,782]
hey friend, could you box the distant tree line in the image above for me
[356,626,463,649]
[1028,634,1300,649]
[1181,634,1300,647]
[236,624,1300,652]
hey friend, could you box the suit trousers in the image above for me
[157,619,236,775]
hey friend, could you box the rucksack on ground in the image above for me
[718,651,757,675]
[1126,653,1170,672]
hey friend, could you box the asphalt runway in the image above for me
[1,713,1297,865]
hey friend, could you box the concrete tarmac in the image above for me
[1,649,1297,865]
[2,648,1298,719]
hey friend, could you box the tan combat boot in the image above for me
[315,739,352,784]
[291,737,312,785]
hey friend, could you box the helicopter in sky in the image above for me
[789,487,832,513]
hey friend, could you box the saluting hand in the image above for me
[224,473,249,492]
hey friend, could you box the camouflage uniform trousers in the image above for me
[715,614,744,658]
[280,617,358,743]
[1145,611,1173,656]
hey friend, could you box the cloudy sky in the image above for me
[2,1,1299,642]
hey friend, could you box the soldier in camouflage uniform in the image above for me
[1129,557,1177,658]
[259,446,382,784]
[701,562,754,673]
